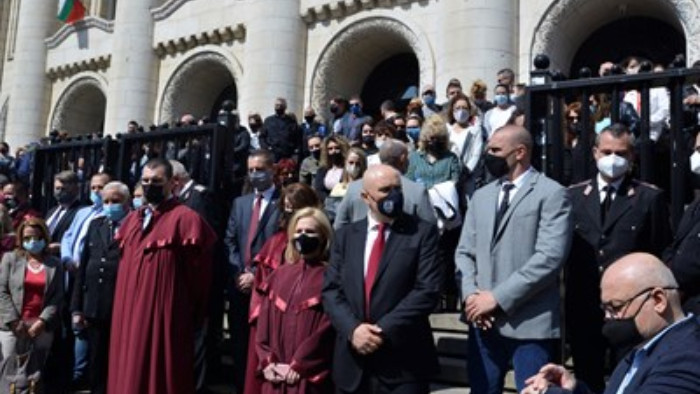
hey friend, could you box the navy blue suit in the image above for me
[322,214,443,393]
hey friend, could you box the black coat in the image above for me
[322,215,443,391]
[46,199,84,243]
[260,114,302,161]
[664,198,700,314]
[71,216,121,321]
[179,182,221,234]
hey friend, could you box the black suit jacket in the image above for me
[223,189,281,279]
[179,182,221,233]
[70,216,121,320]
[567,177,670,300]
[47,200,84,243]
[322,214,443,391]
[664,198,700,314]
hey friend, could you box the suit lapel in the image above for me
[372,217,407,287]
[256,188,280,238]
[484,183,498,247]
[493,173,537,243]
[603,179,634,232]
[673,199,700,243]
[348,220,368,313]
[582,178,603,231]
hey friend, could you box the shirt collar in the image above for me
[256,185,276,200]
[502,166,534,189]
[640,313,694,354]
[180,179,195,197]
[597,173,624,193]
[366,212,391,231]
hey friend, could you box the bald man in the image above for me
[455,125,573,393]
[522,253,700,394]
[323,164,443,394]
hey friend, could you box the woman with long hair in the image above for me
[255,207,335,393]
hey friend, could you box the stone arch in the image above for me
[50,75,107,136]
[310,13,435,118]
[159,50,239,123]
[531,0,700,73]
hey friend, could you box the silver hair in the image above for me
[379,139,408,169]
[102,181,131,201]
[169,160,189,179]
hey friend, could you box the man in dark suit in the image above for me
[664,131,700,315]
[170,160,219,231]
[223,149,281,393]
[455,125,572,394]
[260,97,302,162]
[323,164,443,394]
[566,123,671,392]
[522,253,700,394]
[71,181,131,394]
[45,170,84,253]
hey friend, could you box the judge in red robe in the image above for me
[245,183,322,394]
[255,207,335,394]
[107,159,216,394]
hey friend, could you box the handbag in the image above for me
[0,338,41,394]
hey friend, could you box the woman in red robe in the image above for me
[245,183,321,394]
[107,161,216,394]
[255,207,335,394]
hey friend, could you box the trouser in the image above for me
[73,327,89,383]
[337,374,429,394]
[193,322,207,392]
[467,326,555,394]
[227,288,251,394]
[85,318,111,394]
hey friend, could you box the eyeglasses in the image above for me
[600,286,677,317]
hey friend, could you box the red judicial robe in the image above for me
[107,199,216,394]
[245,231,288,394]
[256,259,334,394]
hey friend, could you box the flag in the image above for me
[57,0,86,24]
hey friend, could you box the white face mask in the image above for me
[453,109,469,124]
[690,151,700,175]
[345,164,359,178]
[597,153,629,180]
[376,139,385,149]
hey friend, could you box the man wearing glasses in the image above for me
[522,252,700,394]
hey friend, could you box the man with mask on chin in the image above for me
[224,149,281,393]
[522,253,700,394]
[455,124,573,394]
[323,164,443,394]
[107,158,217,394]
[565,123,670,393]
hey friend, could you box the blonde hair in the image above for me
[418,115,449,152]
[284,207,333,263]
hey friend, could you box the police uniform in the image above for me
[565,175,671,393]
[179,182,220,232]
[664,198,700,314]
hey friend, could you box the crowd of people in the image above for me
[0,59,696,394]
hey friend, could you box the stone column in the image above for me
[239,0,306,117]
[103,0,158,134]
[4,1,54,148]
[435,0,517,101]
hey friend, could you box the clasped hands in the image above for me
[262,363,301,385]
[520,363,578,394]
[11,319,45,338]
[464,290,498,330]
[352,323,383,355]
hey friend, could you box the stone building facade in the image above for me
[0,0,698,150]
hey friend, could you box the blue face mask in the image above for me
[132,197,143,209]
[423,94,436,106]
[23,239,46,255]
[350,104,362,116]
[494,94,509,107]
[103,203,127,222]
[406,127,421,141]
[377,188,404,219]
[90,191,102,207]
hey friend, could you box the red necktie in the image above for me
[245,194,262,267]
[365,223,386,319]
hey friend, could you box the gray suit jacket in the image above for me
[0,251,64,331]
[333,175,436,229]
[455,170,572,339]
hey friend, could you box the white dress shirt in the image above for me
[363,214,391,276]
[497,166,535,207]
[597,174,624,203]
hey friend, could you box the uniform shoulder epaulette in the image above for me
[568,179,592,189]
[194,184,208,192]
[633,180,661,190]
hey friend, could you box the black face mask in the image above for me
[54,190,75,205]
[377,188,404,219]
[427,140,442,152]
[304,116,315,124]
[602,292,651,356]
[362,135,375,145]
[328,152,343,165]
[275,107,286,116]
[311,150,321,160]
[294,233,321,256]
[484,153,511,178]
[143,184,167,205]
[330,105,339,114]
[249,123,260,132]
[3,197,18,210]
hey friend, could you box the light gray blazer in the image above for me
[0,251,64,331]
[333,175,436,229]
[455,170,572,340]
